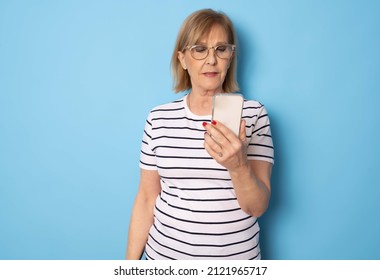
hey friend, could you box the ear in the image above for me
[177,51,187,70]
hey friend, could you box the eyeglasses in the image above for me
[185,44,236,60]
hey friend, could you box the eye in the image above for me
[192,45,207,53]
[216,45,228,52]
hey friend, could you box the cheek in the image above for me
[221,63,231,77]
[226,58,232,70]
[185,60,202,74]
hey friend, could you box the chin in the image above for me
[202,85,224,93]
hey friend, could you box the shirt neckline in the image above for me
[183,94,212,120]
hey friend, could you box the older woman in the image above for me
[126,9,274,260]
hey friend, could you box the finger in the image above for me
[212,120,245,154]
[204,131,222,151]
[203,121,229,146]
[210,120,236,142]
[204,134,224,159]
[239,119,247,143]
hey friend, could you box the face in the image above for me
[178,24,233,95]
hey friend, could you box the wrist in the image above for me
[228,161,250,178]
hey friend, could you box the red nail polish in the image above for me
[202,122,207,127]
[211,120,217,125]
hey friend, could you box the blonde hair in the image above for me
[171,9,239,93]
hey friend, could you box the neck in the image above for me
[187,92,213,116]
[187,88,224,116]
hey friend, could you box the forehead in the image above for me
[186,23,230,46]
[197,24,229,43]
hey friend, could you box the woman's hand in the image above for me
[203,119,272,217]
[203,119,248,172]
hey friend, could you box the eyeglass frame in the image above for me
[183,44,236,60]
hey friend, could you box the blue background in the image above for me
[1,0,379,259]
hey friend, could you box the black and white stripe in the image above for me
[139,94,274,260]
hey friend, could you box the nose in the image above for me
[206,47,217,65]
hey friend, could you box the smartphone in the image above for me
[212,93,244,136]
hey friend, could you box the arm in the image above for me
[126,169,161,259]
[229,160,272,217]
[204,120,272,217]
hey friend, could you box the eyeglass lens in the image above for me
[190,45,234,60]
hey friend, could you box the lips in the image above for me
[203,72,218,77]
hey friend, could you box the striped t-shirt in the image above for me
[140,94,274,260]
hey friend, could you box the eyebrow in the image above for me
[195,41,230,45]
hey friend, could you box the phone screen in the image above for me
[212,94,243,136]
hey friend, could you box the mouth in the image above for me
[202,72,219,77]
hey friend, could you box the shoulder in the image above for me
[242,99,268,117]
[243,99,263,109]
[145,96,186,122]
[150,96,185,113]
[244,98,263,108]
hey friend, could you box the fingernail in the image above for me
[211,120,217,125]
[202,122,207,127]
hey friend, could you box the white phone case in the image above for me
[212,93,243,136]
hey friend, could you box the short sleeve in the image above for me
[246,105,274,164]
[139,112,157,170]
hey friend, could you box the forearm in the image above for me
[126,195,155,259]
[229,164,271,217]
